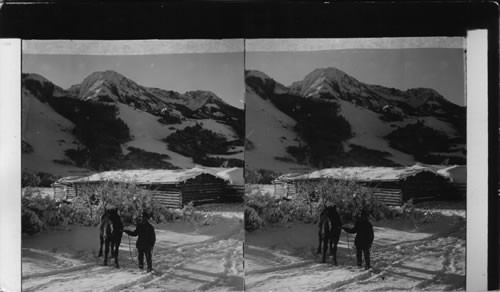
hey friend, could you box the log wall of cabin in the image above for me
[400,172,449,203]
[273,182,297,198]
[53,184,77,201]
[180,174,227,206]
[148,184,182,209]
[221,185,244,203]
[369,181,403,206]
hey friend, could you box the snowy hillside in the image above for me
[21,89,90,177]
[21,71,244,177]
[245,86,307,173]
[245,68,465,171]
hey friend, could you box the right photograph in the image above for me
[244,38,467,291]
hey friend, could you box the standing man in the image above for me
[124,211,156,272]
[342,209,374,270]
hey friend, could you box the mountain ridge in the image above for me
[22,70,244,176]
[245,67,465,171]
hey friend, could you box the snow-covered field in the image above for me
[245,204,465,291]
[22,204,244,292]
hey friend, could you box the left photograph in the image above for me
[21,40,244,291]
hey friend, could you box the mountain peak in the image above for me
[311,67,348,78]
[83,70,128,85]
[245,70,273,81]
[290,67,352,98]
[77,70,139,101]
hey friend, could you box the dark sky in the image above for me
[23,52,245,109]
[246,48,465,106]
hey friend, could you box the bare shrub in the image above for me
[296,178,393,221]
[245,176,395,231]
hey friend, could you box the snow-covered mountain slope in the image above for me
[245,86,307,172]
[21,89,89,176]
[245,68,465,170]
[73,70,243,122]
[117,104,243,169]
[337,100,415,165]
[115,103,194,169]
[21,71,244,175]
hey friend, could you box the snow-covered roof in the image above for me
[184,166,243,185]
[57,167,231,185]
[437,165,466,184]
[275,164,458,183]
[213,167,244,185]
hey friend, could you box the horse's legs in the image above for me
[329,237,333,256]
[114,238,121,268]
[322,234,329,263]
[317,231,323,255]
[103,239,110,266]
[98,234,104,257]
[332,241,338,266]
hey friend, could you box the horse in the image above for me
[317,205,342,264]
[98,208,123,268]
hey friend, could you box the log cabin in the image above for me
[52,167,242,208]
[272,164,459,206]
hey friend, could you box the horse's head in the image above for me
[103,208,121,222]
[325,205,337,214]
[326,205,341,223]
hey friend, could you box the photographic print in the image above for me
[244,38,467,291]
[20,40,244,291]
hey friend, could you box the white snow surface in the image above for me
[118,104,242,168]
[21,91,90,176]
[22,205,244,292]
[437,165,466,184]
[196,119,240,140]
[117,103,194,168]
[245,212,465,291]
[67,167,225,184]
[245,88,308,172]
[202,167,244,185]
[62,166,243,186]
[338,100,416,165]
[276,163,455,183]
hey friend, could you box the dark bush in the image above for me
[286,145,308,164]
[121,147,178,169]
[245,139,256,151]
[22,140,34,154]
[274,156,295,163]
[22,206,45,234]
[193,155,244,167]
[164,123,230,157]
[386,121,451,161]
[244,169,281,184]
[296,178,394,222]
[53,159,74,166]
[46,98,131,170]
[262,91,352,168]
[22,189,63,233]
[21,172,61,187]
[22,172,41,187]
[244,206,264,231]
